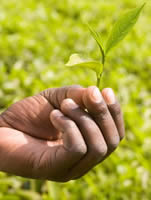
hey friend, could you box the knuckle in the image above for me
[110,103,121,118]
[94,103,108,121]
[114,104,121,116]
[108,138,120,151]
[80,115,92,125]
[63,120,76,131]
[91,143,108,158]
[71,143,87,156]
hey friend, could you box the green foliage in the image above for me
[0,0,151,200]
[66,54,103,77]
[66,4,144,88]
[105,3,145,54]
[87,24,104,62]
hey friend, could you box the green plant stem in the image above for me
[97,54,105,88]
[97,76,101,87]
[101,47,105,66]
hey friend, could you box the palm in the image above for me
[0,86,85,181]
[1,94,61,141]
[0,94,65,180]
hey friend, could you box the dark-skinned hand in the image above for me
[0,85,124,182]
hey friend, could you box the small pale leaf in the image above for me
[66,53,103,75]
[105,3,145,54]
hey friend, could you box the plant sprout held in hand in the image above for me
[66,4,145,88]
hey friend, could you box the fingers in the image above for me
[60,99,107,179]
[40,85,124,141]
[51,87,124,180]
[50,110,87,180]
[40,85,85,109]
[83,86,120,152]
[102,88,125,140]
[41,85,125,180]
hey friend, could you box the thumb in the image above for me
[40,85,85,109]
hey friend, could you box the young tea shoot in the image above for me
[66,3,145,88]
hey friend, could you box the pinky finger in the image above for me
[102,88,125,140]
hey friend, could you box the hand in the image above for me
[0,85,124,182]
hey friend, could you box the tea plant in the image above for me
[66,3,145,88]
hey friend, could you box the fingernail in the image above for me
[104,88,116,105]
[91,87,102,103]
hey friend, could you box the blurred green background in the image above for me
[0,0,151,199]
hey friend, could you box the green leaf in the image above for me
[87,24,105,61]
[66,53,103,77]
[105,3,145,54]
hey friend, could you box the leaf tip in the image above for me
[139,2,146,12]
[142,2,146,8]
[105,3,145,55]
